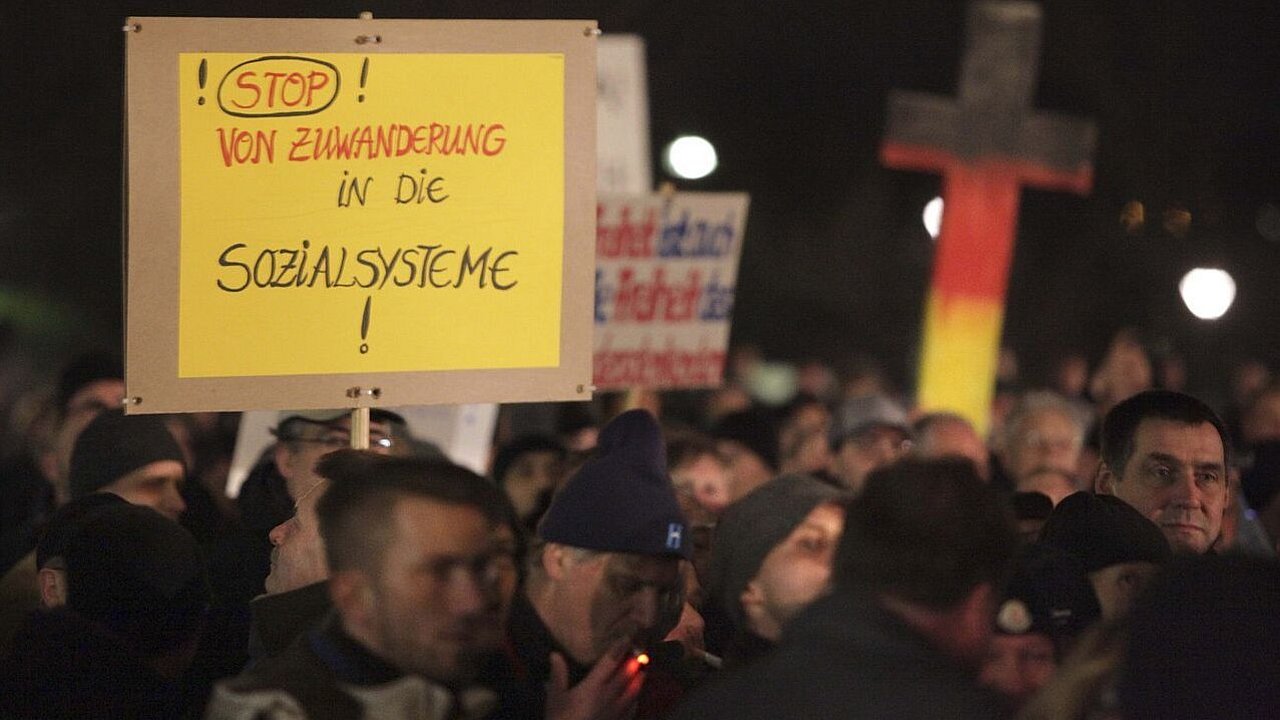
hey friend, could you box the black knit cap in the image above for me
[63,503,209,655]
[69,409,186,499]
[537,409,690,559]
[710,408,780,471]
[1039,492,1171,572]
[705,473,843,630]
[35,492,127,569]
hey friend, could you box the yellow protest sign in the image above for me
[125,19,596,413]
[180,52,563,376]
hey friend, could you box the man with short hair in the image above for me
[1094,390,1231,554]
[913,412,991,481]
[244,472,334,665]
[998,391,1086,487]
[263,473,329,596]
[829,421,913,493]
[235,409,405,590]
[207,450,518,720]
[499,409,688,720]
[671,459,1015,719]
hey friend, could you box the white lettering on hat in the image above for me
[666,523,684,551]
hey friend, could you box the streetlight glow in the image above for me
[1179,268,1236,320]
[664,135,718,180]
[923,196,944,239]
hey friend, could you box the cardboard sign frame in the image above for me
[124,17,597,413]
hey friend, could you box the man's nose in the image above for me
[268,519,292,546]
[629,587,661,630]
[448,570,488,616]
[1169,470,1204,506]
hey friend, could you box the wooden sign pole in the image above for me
[349,407,371,449]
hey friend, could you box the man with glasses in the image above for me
[1094,390,1231,555]
[240,410,407,665]
[495,409,689,720]
[272,409,404,502]
[208,450,518,719]
[829,420,914,495]
[998,391,1086,490]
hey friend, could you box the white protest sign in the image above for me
[594,192,749,389]
[596,34,651,194]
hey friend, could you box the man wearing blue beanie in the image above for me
[493,409,689,720]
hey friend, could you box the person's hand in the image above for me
[545,638,645,720]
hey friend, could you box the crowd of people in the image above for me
[0,335,1278,719]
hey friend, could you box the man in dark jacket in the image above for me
[244,466,334,665]
[206,451,517,720]
[671,458,1015,720]
[0,500,210,719]
[495,409,689,720]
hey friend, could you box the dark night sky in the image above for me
[1,1,1278,397]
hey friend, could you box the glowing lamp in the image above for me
[663,135,718,180]
[1179,268,1235,320]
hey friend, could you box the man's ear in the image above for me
[37,567,67,609]
[738,580,770,635]
[739,580,764,616]
[328,570,372,627]
[542,543,570,581]
[274,443,300,484]
[1095,462,1117,494]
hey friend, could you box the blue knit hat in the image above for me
[537,409,690,559]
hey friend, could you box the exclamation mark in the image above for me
[197,58,207,105]
[358,58,369,102]
[360,296,371,354]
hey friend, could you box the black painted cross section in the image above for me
[883,1,1095,173]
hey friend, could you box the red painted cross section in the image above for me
[880,0,1096,430]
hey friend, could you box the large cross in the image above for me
[881,1,1095,434]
